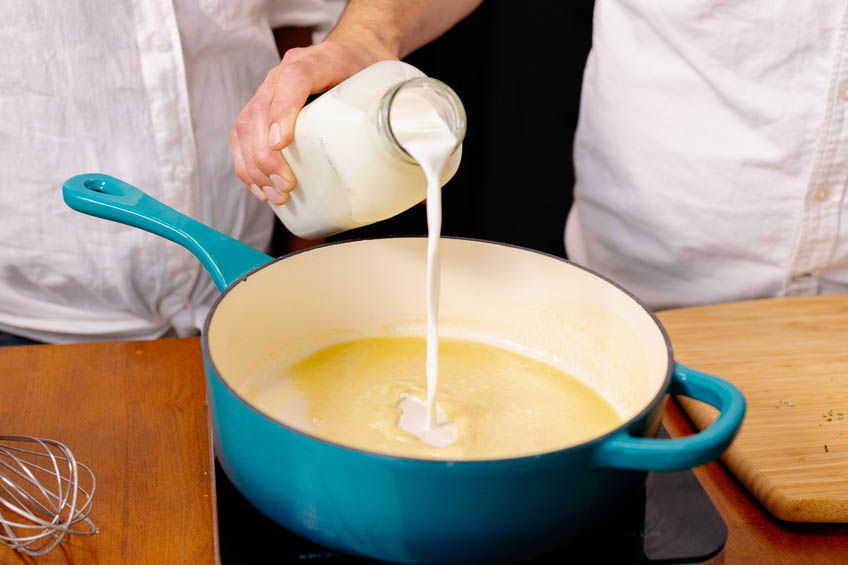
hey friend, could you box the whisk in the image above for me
[0,435,97,556]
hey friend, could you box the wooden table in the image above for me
[3,309,848,563]
[0,338,217,564]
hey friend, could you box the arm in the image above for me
[229,0,483,206]
[329,0,485,61]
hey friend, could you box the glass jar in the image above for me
[272,60,467,240]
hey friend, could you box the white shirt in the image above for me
[0,0,330,343]
[567,0,848,310]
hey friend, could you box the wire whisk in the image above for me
[0,435,97,556]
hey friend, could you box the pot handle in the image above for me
[593,363,745,471]
[62,173,272,291]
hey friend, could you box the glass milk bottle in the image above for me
[271,60,466,239]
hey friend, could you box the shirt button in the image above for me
[151,32,172,53]
[174,164,192,183]
[814,186,830,201]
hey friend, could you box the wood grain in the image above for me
[663,397,848,564]
[657,295,848,523]
[0,337,217,564]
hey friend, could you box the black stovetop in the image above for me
[216,428,726,564]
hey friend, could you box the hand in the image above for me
[230,37,397,205]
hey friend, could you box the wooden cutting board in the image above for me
[657,294,848,523]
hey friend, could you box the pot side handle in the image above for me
[593,363,746,471]
[62,173,272,291]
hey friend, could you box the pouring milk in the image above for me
[270,61,463,240]
[268,61,466,448]
[243,63,627,458]
[391,88,460,448]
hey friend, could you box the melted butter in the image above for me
[247,336,623,460]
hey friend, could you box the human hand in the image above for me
[230,37,397,205]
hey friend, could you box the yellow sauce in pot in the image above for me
[245,336,622,460]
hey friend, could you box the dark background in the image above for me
[272,1,595,259]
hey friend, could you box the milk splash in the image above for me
[392,89,459,448]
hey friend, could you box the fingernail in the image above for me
[248,184,266,200]
[270,174,291,193]
[263,185,285,205]
[268,122,282,147]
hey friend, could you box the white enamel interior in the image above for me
[207,238,671,426]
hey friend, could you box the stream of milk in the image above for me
[391,89,459,448]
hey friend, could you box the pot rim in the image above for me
[201,236,675,465]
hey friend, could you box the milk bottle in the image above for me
[271,60,466,240]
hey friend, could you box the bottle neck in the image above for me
[377,77,467,165]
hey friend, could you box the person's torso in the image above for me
[0,0,327,342]
[569,0,848,309]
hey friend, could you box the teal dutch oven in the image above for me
[63,174,745,564]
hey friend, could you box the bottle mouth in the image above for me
[377,77,467,164]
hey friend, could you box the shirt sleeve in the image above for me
[268,0,333,28]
